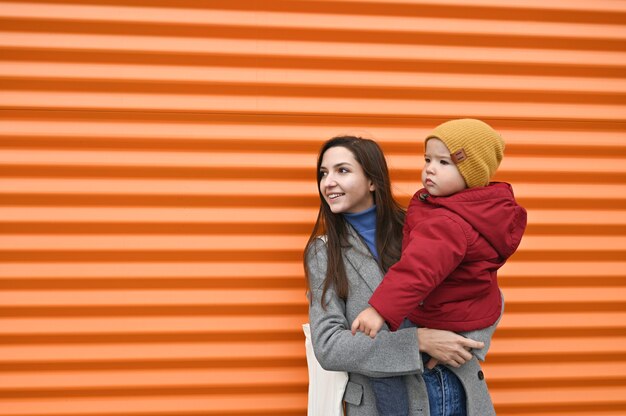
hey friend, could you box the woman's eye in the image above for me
[339,168,349,173]
[319,171,328,177]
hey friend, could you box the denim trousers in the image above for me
[422,361,467,416]
[370,357,467,416]
[370,376,410,416]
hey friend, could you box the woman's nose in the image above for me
[323,174,337,187]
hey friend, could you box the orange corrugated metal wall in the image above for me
[0,0,625,414]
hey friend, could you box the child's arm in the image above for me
[369,216,467,331]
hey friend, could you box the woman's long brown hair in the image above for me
[304,136,405,307]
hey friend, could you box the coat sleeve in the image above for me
[459,291,505,361]
[306,238,424,378]
[369,215,468,331]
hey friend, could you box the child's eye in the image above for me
[424,157,431,163]
[440,160,449,165]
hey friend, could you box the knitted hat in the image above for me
[425,119,505,188]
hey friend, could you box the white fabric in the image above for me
[303,323,349,416]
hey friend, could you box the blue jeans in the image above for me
[371,376,409,416]
[422,355,467,416]
[370,357,467,416]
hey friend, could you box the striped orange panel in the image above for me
[0,0,625,415]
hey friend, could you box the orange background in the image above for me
[1,0,625,415]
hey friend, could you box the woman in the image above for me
[304,136,496,415]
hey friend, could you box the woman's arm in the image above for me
[307,238,422,378]
[306,239,483,377]
[417,327,484,368]
[458,292,505,361]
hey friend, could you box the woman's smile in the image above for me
[327,192,345,200]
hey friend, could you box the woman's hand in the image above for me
[417,328,484,369]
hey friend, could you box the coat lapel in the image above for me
[343,225,384,294]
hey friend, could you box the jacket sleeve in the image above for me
[306,238,424,378]
[369,215,468,331]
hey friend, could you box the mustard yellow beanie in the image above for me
[425,118,505,188]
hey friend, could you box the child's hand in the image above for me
[351,306,385,338]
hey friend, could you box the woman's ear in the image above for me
[369,181,375,192]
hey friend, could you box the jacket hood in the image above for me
[418,182,527,259]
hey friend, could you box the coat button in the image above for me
[477,371,484,380]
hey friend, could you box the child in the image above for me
[351,119,527,416]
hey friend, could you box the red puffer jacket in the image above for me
[369,182,527,331]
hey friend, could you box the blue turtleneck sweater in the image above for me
[343,205,378,260]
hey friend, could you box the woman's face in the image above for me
[319,146,375,214]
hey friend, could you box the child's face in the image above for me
[421,138,467,197]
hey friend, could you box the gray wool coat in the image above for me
[306,225,497,416]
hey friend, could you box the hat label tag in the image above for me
[451,148,467,164]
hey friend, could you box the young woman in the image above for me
[304,136,496,415]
